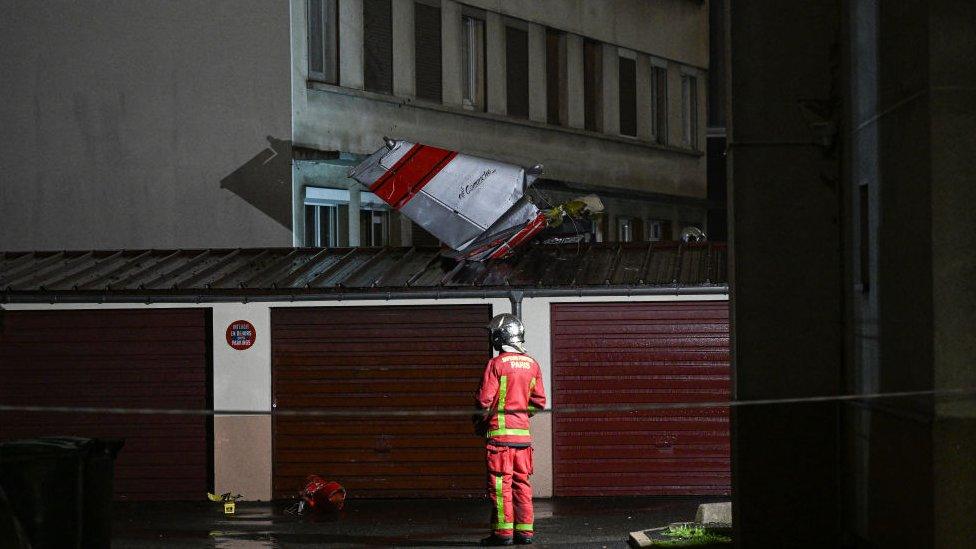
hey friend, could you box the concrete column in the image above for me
[601,45,619,135]
[441,0,463,107]
[527,23,547,123]
[564,34,584,129]
[485,12,506,115]
[347,187,361,246]
[636,54,653,140]
[392,0,415,98]
[338,0,364,89]
[667,61,683,146]
[697,70,707,151]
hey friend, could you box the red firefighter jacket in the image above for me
[475,352,547,446]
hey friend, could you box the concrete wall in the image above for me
[729,0,976,546]
[461,0,708,69]
[289,0,708,205]
[0,0,293,251]
[5,292,727,502]
[727,1,844,546]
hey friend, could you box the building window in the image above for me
[617,217,644,243]
[307,0,338,84]
[364,0,393,94]
[618,54,637,137]
[647,219,673,242]
[651,65,668,144]
[583,39,603,132]
[682,74,699,149]
[505,25,529,119]
[461,15,486,111]
[304,203,344,247]
[414,2,442,103]
[360,209,390,247]
[546,28,564,125]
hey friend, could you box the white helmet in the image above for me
[488,313,525,353]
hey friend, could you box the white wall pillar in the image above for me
[441,0,463,107]
[339,0,364,89]
[527,23,547,123]
[486,12,506,115]
[392,0,415,98]
[601,44,620,135]
[521,297,553,498]
[348,187,361,246]
[211,302,273,500]
[636,54,653,140]
[564,34,584,129]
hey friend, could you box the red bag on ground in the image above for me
[298,475,346,513]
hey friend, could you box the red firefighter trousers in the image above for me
[486,444,534,538]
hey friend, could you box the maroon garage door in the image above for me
[551,301,731,496]
[0,309,212,501]
[272,305,492,498]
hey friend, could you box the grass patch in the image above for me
[653,523,732,547]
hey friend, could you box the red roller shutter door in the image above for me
[552,301,731,496]
[272,305,491,498]
[0,309,212,501]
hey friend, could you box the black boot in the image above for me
[480,534,514,546]
[514,533,534,545]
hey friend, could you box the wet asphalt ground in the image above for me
[112,497,715,548]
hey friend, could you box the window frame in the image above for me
[414,0,443,104]
[651,63,668,145]
[460,10,487,111]
[307,0,339,85]
[681,72,699,150]
[363,0,394,94]
[617,49,638,138]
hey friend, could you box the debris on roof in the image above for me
[0,242,726,298]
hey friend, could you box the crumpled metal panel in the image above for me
[349,140,541,253]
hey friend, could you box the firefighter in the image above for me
[475,313,547,546]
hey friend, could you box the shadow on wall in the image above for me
[220,136,293,230]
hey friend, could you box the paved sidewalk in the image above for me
[113,497,716,548]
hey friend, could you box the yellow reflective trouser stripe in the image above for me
[497,375,508,431]
[494,475,510,530]
[515,523,534,531]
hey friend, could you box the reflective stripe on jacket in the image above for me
[475,352,547,445]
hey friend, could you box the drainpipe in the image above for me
[509,289,524,319]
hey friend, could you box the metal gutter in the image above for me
[1,285,729,304]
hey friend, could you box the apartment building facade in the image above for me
[0,0,709,251]
[293,0,710,248]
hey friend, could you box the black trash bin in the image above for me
[0,437,123,549]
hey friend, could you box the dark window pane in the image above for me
[304,205,317,246]
[505,26,529,118]
[364,0,393,93]
[583,40,602,132]
[618,57,637,136]
[307,0,324,75]
[654,66,668,144]
[319,206,334,247]
[411,222,440,247]
[414,3,442,102]
[546,29,562,125]
[307,0,338,84]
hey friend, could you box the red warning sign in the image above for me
[226,320,256,350]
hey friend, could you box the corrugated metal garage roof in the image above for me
[0,242,726,299]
